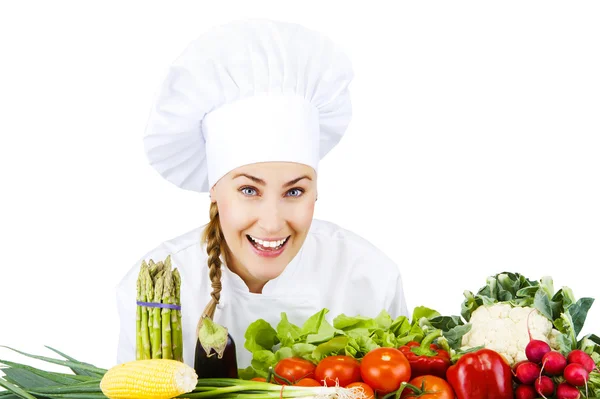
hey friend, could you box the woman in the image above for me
[116,18,409,369]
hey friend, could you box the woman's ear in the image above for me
[209,186,216,203]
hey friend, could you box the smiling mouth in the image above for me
[246,235,291,251]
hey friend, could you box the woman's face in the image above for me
[210,162,317,293]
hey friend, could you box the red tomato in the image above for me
[347,382,375,399]
[273,357,316,385]
[315,355,362,387]
[400,375,454,399]
[360,347,411,394]
[251,377,267,382]
[294,378,322,387]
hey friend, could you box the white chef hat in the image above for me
[143,19,354,193]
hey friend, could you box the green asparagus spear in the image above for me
[147,257,157,354]
[135,263,144,360]
[147,264,154,354]
[172,268,183,362]
[151,272,164,359]
[150,260,165,281]
[161,269,174,360]
[141,264,152,359]
[149,269,162,357]
[147,259,157,276]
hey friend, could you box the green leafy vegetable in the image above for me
[241,307,442,378]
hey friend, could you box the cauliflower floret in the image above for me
[461,303,560,366]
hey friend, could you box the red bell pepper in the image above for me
[446,348,514,399]
[398,329,451,379]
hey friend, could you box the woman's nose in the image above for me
[256,199,286,234]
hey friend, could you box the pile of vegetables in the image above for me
[135,256,183,361]
[457,272,597,363]
[239,272,600,399]
[2,271,600,399]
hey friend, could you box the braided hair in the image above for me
[200,201,227,319]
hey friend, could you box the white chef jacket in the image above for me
[116,219,409,369]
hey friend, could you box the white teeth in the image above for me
[249,235,288,249]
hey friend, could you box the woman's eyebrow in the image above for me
[283,175,311,188]
[233,173,266,185]
[233,173,311,187]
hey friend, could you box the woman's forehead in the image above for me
[228,162,316,182]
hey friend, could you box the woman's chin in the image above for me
[252,269,285,282]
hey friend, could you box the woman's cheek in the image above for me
[218,199,253,236]
[294,200,315,229]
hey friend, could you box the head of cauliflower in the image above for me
[460,303,562,366]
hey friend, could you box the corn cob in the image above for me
[99,359,197,399]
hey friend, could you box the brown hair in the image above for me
[200,201,229,320]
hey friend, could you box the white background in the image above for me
[1,1,599,372]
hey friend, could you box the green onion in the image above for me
[178,379,365,399]
[0,349,367,399]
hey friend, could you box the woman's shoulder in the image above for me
[138,226,207,266]
[117,225,208,288]
[307,219,400,274]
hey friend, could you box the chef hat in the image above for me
[143,19,354,193]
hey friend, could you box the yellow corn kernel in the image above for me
[100,359,198,399]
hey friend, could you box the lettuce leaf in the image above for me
[241,307,443,378]
[244,319,279,353]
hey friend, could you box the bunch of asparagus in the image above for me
[135,255,183,362]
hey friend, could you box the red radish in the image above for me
[556,382,581,399]
[525,310,552,363]
[515,384,537,399]
[542,351,567,375]
[525,340,551,364]
[535,376,555,398]
[567,349,596,373]
[514,361,542,385]
[512,360,528,381]
[563,363,589,387]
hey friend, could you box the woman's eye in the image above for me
[287,188,304,197]
[240,187,257,196]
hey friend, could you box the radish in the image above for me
[525,310,551,363]
[567,349,596,373]
[556,382,581,399]
[525,339,551,364]
[514,361,541,385]
[563,363,589,387]
[541,351,567,375]
[512,360,527,381]
[535,375,555,398]
[515,384,537,399]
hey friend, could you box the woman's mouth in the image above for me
[246,234,291,258]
